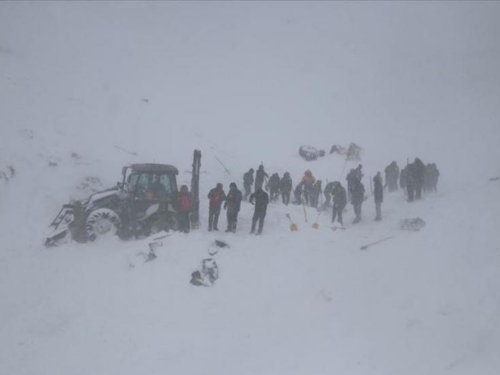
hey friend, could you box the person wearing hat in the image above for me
[224,182,243,233]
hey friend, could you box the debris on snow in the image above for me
[190,257,219,287]
[399,218,426,231]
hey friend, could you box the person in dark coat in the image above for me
[224,182,242,233]
[242,168,254,201]
[351,178,365,224]
[207,183,226,231]
[249,188,269,235]
[267,173,281,202]
[323,181,335,209]
[384,161,400,192]
[373,172,383,221]
[430,163,440,191]
[331,181,347,226]
[293,181,304,205]
[354,164,364,181]
[177,185,193,233]
[310,180,322,208]
[255,164,269,191]
[413,158,425,200]
[406,164,416,202]
[346,169,356,203]
[399,166,408,191]
[280,172,292,205]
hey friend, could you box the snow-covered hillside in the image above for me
[1,2,500,375]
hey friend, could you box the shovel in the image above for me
[312,211,321,229]
[286,214,298,232]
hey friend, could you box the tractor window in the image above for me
[158,174,178,195]
[136,174,151,198]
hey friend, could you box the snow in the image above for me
[1,2,500,374]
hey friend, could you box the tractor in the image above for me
[45,150,201,246]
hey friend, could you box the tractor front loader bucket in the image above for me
[44,204,78,247]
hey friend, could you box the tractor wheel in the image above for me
[166,215,179,232]
[85,208,121,242]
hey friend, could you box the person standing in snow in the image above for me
[242,168,254,201]
[346,169,356,203]
[406,163,416,202]
[177,185,193,233]
[267,172,281,202]
[301,170,316,205]
[384,161,400,192]
[255,164,269,191]
[373,172,383,221]
[293,181,304,205]
[207,183,226,231]
[331,181,347,226]
[351,178,365,224]
[413,158,425,200]
[310,180,322,208]
[224,182,242,233]
[249,187,269,235]
[323,181,335,210]
[280,172,293,205]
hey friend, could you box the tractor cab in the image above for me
[122,163,179,221]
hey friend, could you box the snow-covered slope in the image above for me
[1,2,499,375]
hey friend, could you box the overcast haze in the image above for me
[1,2,500,375]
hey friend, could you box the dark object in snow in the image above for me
[345,143,362,161]
[190,258,219,287]
[399,218,426,231]
[71,152,81,160]
[214,240,230,248]
[142,98,149,103]
[330,144,346,155]
[45,152,202,246]
[489,176,500,182]
[299,146,326,161]
[145,242,158,262]
[360,236,393,250]
[48,161,58,167]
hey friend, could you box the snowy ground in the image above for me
[1,2,500,375]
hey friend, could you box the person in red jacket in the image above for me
[177,185,193,233]
[301,170,316,205]
[207,183,226,231]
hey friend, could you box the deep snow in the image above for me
[1,2,500,375]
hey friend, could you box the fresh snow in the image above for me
[1,2,500,375]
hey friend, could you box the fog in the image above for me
[1,2,499,374]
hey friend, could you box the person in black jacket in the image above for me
[323,181,334,210]
[249,188,269,235]
[351,178,365,224]
[373,172,383,221]
[255,164,269,191]
[224,182,243,233]
[331,181,347,226]
[267,172,281,202]
[413,158,425,200]
[280,172,292,205]
[242,168,254,201]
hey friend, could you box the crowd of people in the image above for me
[176,158,440,235]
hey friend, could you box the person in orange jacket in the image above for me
[301,170,316,205]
